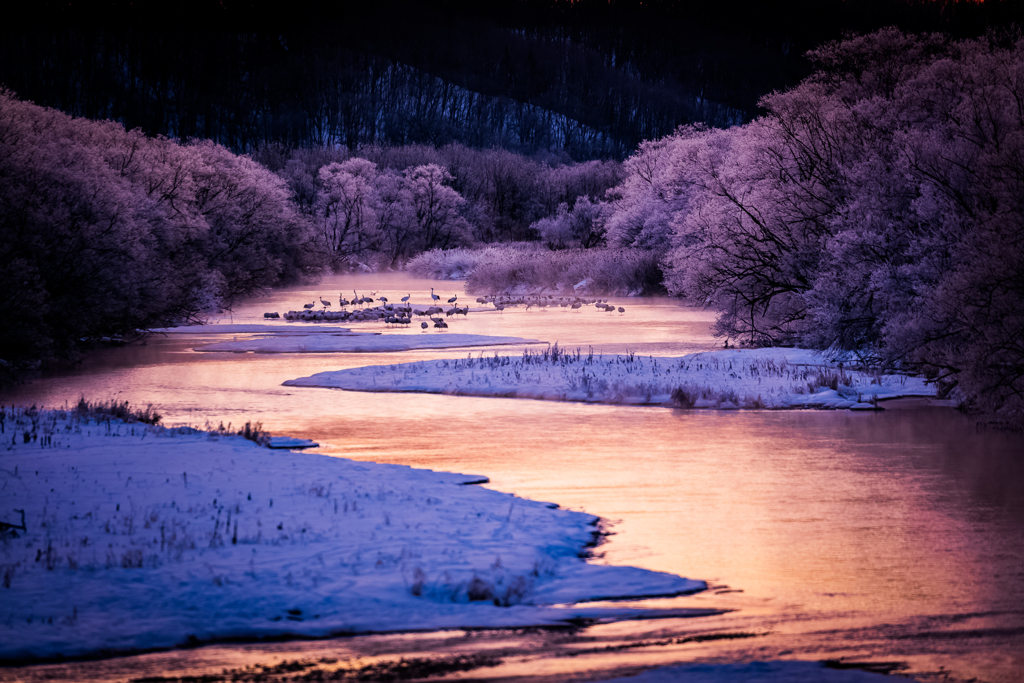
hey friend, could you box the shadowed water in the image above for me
[2,274,1022,683]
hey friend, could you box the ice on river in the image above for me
[284,347,936,409]
[601,661,904,682]
[154,323,357,335]
[196,332,541,353]
[152,321,540,353]
[0,408,704,662]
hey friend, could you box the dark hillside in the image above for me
[6,0,1017,158]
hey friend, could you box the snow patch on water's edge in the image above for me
[284,347,939,411]
[195,333,544,354]
[0,409,705,664]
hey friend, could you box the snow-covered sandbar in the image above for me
[0,408,704,663]
[196,332,541,354]
[285,347,937,409]
[154,324,357,335]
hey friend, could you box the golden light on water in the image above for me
[2,273,1022,682]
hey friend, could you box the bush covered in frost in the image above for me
[406,243,542,280]
[459,246,664,296]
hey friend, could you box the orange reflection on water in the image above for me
[2,273,1023,683]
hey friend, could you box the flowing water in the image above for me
[2,274,1022,683]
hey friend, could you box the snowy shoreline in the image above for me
[195,332,542,354]
[285,347,938,410]
[151,324,544,354]
[0,408,705,664]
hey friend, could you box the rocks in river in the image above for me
[267,436,319,449]
[263,312,281,319]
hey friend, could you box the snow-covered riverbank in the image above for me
[0,407,705,663]
[285,347,937,409]
[195,332,541,354]
[153,323,543,353]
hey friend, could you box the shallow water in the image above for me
[3,273,1023,683]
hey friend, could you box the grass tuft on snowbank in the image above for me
[74,396,162,425]
[207,419,272,446]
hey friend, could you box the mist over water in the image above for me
[3,274,1023,683]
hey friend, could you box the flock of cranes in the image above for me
[266,289,625,327]
[474,293,625,314]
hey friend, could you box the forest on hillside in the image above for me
[4,0,1019,159]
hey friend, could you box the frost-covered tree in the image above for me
[874,32,1024,417]
[189,140,317,305]
[615,29,1024,419]
[405,164,473,252]
[778,29,1024,417]
[261,142,623,247]
[0,90,322,367]
[667,85,858,345]
[533,196,607,249]
[604,131,691,251]
[533,202,574,249]
[315,158,383,266]
[374,169,417,266]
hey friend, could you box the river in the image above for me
[2,273,1022,683]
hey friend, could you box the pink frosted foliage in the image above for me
[599,29,1024,418]
[0,90,320,362]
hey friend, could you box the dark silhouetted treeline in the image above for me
[5,0,1020,159]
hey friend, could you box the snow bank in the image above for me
[284,347,936,409]
[600,661,903,682]
[0,408,704,662]
[153,324,356,334]
[196,333,540,354]
[152,323,541,355]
